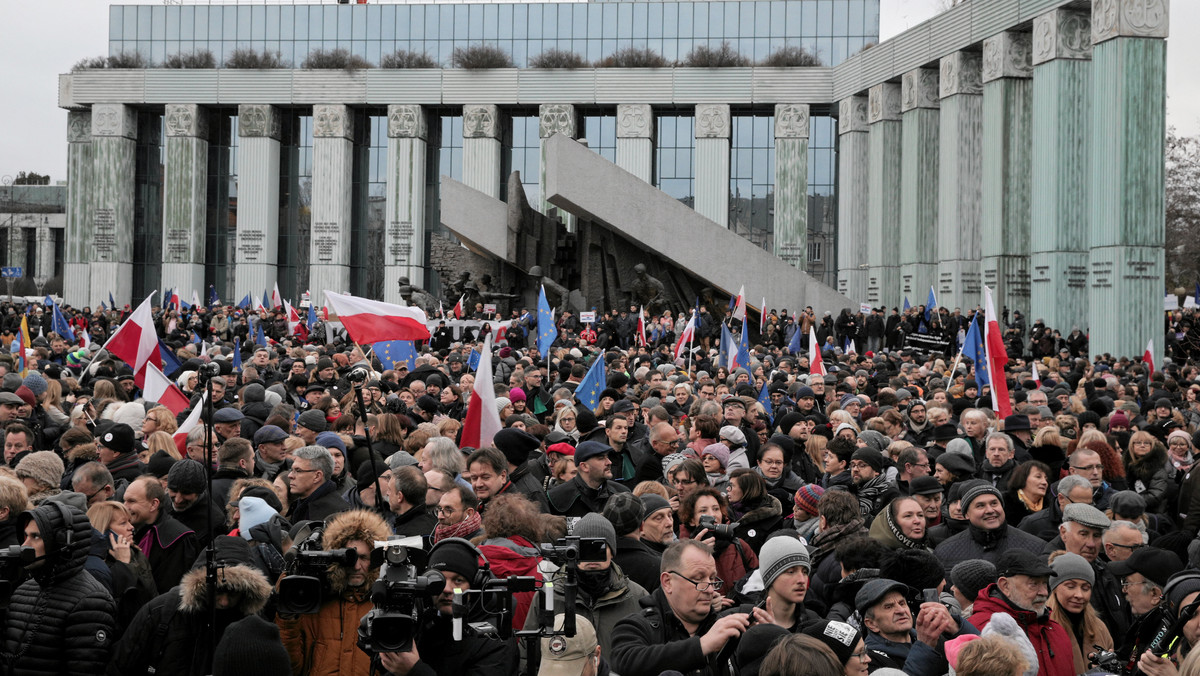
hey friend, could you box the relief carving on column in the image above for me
[238,105,282,140]
[91,104,137,139]
[774,104,809,139]
[616,104,653,139]
[694,104,730,139]
[1034,10,1093,65]
[901,69,940,112]
[387,105,428,140]
[463,105,500,139]
[1092,0,1169,44]
[313,105,353,139]
[867,84,901,124]
[67,111,92,143]
[165,104,209,139]
[982,32,1033,83]
[838,96,869,134]
[939,52,983,99]
[539,104,578,139]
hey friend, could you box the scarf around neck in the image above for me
[433,510,482,543]
[884,504,927,550]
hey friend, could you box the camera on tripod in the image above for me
[357,537,447,654]
[346,367,369,384]
[697,515,741,541]
[194,361,222,383]
[538,536,609,565]
[277,525,359,615]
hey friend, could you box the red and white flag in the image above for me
[452,295,465,320]
[983,287,1012,419]
[271,283,283,309]
[809,326,826,376]
[324,290,431,344]
[284,300,308,340]
[673,311,697,360]
[138,362,191,415]
[1144,339,1155,376]
[460,334,502,450]
[173,392,207,457]
[1031,359,1040,384]
[760,297,767,334]
[80,328,91,349]
[102,294,161,375]
[636,306,647,347]
[191,290,201,309]
[167,289,181,313]
[732,285,746,322]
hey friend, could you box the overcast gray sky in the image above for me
[0,0,1196,183]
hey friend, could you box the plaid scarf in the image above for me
[433,510,482,543]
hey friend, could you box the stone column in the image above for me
[616,104,654,183]
[900,68,940,304]
[539,104,581,231]
[89,103,137,308]
[462,105,501,199]
[694,104,731,227]
[937,52,984,312]
[774,104,810,271]
[1088,0,1168,357]
[35,226,55,282]
[309,104,354,307]
[980,31,1034,321]
[162,104,208,299]
[867,83,902,309]
[235,104,282,302]
[384,105,428,304]
[837,96,869,303]
[1031,9,1093,334]
[64,111,92,306]
[6,225,26,270]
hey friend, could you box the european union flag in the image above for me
[159,339,183,377]
[208,285,220,308]
[757,381,773,425]
[536,286,557,358]
[307,303,317,330]
[374,340,417,370]
[787,324,802,355]
[467,349,480,371]
[255,320,267,347]
[49,299,72,339]
[108,292,116,310]
[232,337,242,372]
[192,331,202,345]
[237,293,251,310]
[961,315,989,387]
[737,325,750,369]
[903,296,911,312]
[719,323,735,368]
[575,356,607,411]
[262,290,271,310]
[925,286,937,323]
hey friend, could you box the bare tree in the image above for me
[1165,128,1200,287]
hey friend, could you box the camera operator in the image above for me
[377,539,518,676]
[278,509,391,675]
[677,488,757,602]
[1136,574,1200,676]
[1110,547,1185,669]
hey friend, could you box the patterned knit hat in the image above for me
[794,484,825,517]
[758,535,811,590]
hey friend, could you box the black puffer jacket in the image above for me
[2,503,117,676]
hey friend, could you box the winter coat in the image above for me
[1124,446,1171,513]
[756,467,804,508]
[407,613,519,676]
[477,536,543,630]
[969,585,1075,676]
[104,452,145,485]
[170,492,226,546]
[1048,596,1113,675]
[508,460,551,513]
[287,480,352,524]
[135,509,199,595]
[933,523,1049,571]
[210,466,250,514]
[2,504,116,676]
[521,563,647,667]
[610,587,724,676]
[614,536,662,593]
[731,494,783,554]
[391,503,438,541]
[101,543,157,634]
[547,474,631,517]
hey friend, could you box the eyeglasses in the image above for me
[668,570,724,592]
[1110,542,1146,552]
[673,478,697,487]
[1071,464,1103,472]
[434,506,460,516]
[850,650,869,660]
[291,467,321,475]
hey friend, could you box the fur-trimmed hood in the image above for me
[321,509,390,594]
[179,562,272,615]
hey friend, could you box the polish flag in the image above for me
[459,334,502,450]
[636,306,647,347]
[1031,359,1040,384]
[102,294,161,375]
[271,283,283,309]
[983,287,1013,419]
[173,392,207,456]
[1144,339,1155,376]
[732,285,746,322]
[323,290,431,344]
[80,328,91,349]
[452,295,465,320]
[673,311,697,360]
[760,297,767,334]
[191,290,201,310]
[137,362,191,415]
[284,300,308,340]
[809,326,826,377]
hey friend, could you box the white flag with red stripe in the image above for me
[732,285,746,322]
[323,290,431,344]
[460,334,502,449]
[1144,339,1155,376]
[809,326,826,376]
[636,306,647,347]
[172,391,207,456]
[101,294,161,375]
[760,297,767,334]
[983,287,1012,419]
[452,295,465,320]
[138,362,191,415]
[674,311,697,360]
[1031,359,1040,384]
[271,283,283,309]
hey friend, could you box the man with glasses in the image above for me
[1109,547,1185,666]
[1104,520,1149,563]
[287,445,351,523]
[634,422,680,485]
[1065,448,1116,510]
[71,461,116,506]
[433,485,483,543]
[892,447,930,495]
[611,540,770,676]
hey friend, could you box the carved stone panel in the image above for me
[867,83,901,123]
[165,104,208,139]
[901,68,940,112]
[238,104,282,140]
[982,32,1033,83]
[694,104,730,139]
[1092,0,1169,44]
[67,111,92,143]
[616,104,653,139]
[463,105,500,139]
[91,104,137,139]
[1033,9,1093,65]
[774,104,810,139]
[539,104,578,139]
[313,104,353,140]
[387,105,428,140]
[939,52,983,99]
[838,96,869,134]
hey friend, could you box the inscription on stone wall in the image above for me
[93,209,115,261]
[1091,260,1114,289]
[388,221,414,265]
[313,222,339,263]
[166,229,191,262]
[1067,265,1088,288]
[238,230,265,262]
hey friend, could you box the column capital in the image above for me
[67,111,91,143]
[774,104,810,139]
[463,105,500,139]
[91,103,137,139]
[616,104,654,140]
[1092,0,1168,44]
[539,104,579,139]
[165,104,209,139]
[313,104,353,140]
[902,68,940,112]
[868,83,902,123]
[387,105,428,140]
[939,52,983,98]
[982,32,1033,83]
[695,104,730,139]
[838,96,869,134]
[1033,9,1093,64]
[238,104,282,140]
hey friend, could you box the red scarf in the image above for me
[433,510,482,543]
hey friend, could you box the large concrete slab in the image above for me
[541,134,855,317]
[438,177,508,260]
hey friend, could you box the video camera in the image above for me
[357,537,446,654]
[277,525,359,615]
[1088,596,1200,675]
[697,515,741,541]
[0,545,34,607]
[537,536,609,566]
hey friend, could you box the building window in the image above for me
[350,111,387,300]
[809,240,822,262]
[654,113,694,208]
[503,112,540,206]
[134,111,164,300]
[729,112,775,252]
[279,113,313,303]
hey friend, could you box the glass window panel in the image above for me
[512,5,526,39]
[483,5,499,41]
[633,4,648,39]
[234,6,248,41]
[165,6,179,40]
[543,5,556,39]
[454,5,468,40]
[693,4,708,37]
[137,6,151,37]
[306,7,321,40]
[660,4,677,39]
[833,37,847,64]
[818,1,832,33]
[151,41,165,64]
[222,7,236,40]
[440,5,453,40]
[335,6,350,40]
[709,4,724,39]
[528,5,542,38]
[124,7,137,40]
[833,1,848,35]
[248,6,264,40]
[602,5,617,38]
[110,6,123,41]
[559,4,573,38]
[498,5,513,39]
[352,6,367,40]
[617,5,632,39]
[739,3,754,38]
[755,2,770,36]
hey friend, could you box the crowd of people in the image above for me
[5,293,1200,676]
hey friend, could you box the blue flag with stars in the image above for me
[208,285,220,308]
[48,298,73,339]
[237,293,251,310]
[961,315,989,387]
[575,356,607,411]
[255,320,267,347]
[159,339,183,377]
[307,303,317,330]
[903,296,911,312]
[737,324,750,368]
[536,286,557,358]
[467,349,480,371]
[787,324,802,355]
[373,340,418,370]
[232,337,242,372]
[757,381,773,425]
[719,323,735,369]
[925,286,936,323]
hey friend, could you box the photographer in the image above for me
[377,539,518,676]
[278,509,391,675]
[677,488,757,601]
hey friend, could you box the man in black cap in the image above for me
[98,422,145,484]
[213,406,246,443]
[547,441,631,517]
[1002,414,1034,459]
[924,423,960,458]
[849,447,898,525]
[933,482,1047,570]
[1110,547,1185,666]
[493,428,550,512]
[295,409,327,445]
[604,492,661,593]
[907,475,944,528]
[722,397,760,460]
[252,424,291,481]
[168,458,226,545]
[856,578,971,672]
